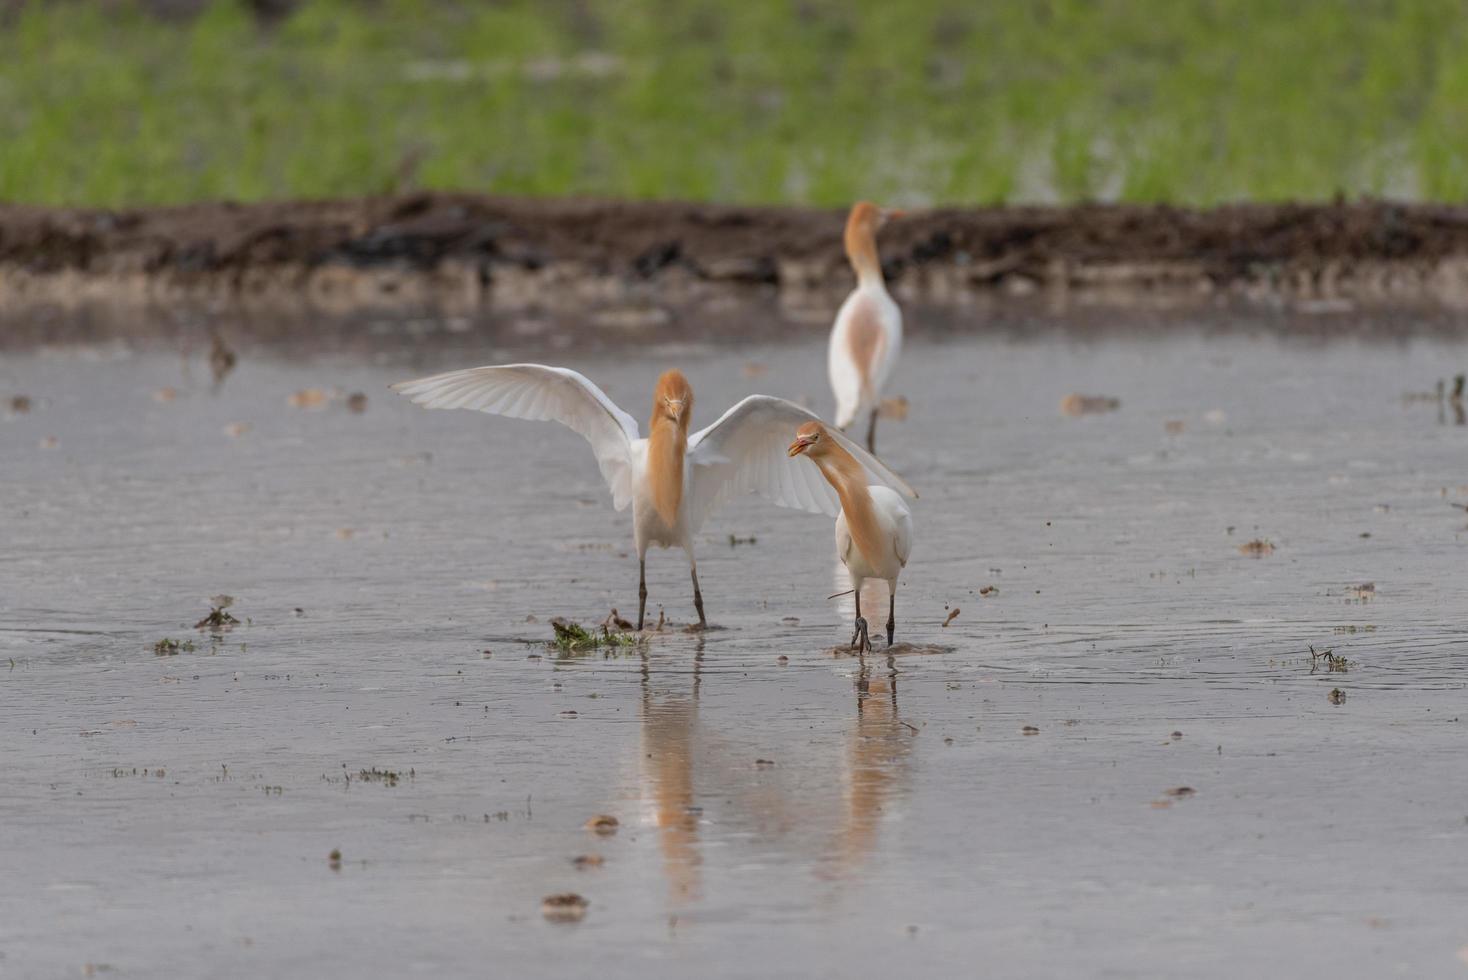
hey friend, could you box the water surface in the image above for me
[2,330,1466,978]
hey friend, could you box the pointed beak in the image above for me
[879,208,906,223]
[788,437,813,457]
[665,399,685,421]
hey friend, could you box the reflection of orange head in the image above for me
[649,370,694,526]
[641,695,702,905]
[833,675,909,876]
[844,202,902,281]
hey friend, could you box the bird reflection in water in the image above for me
[635,635,917,909]
[638,641,705,906]
[825,650,915,880]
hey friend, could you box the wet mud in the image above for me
[2,331,1467,978]
[9,196,1468,326]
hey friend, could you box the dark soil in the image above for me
[5,195,1468,325]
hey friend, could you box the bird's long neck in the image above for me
[812,443,885,570]
[844,219,884,288]
[648,417,687,526]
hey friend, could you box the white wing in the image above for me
[684,395,917,533]
[391,364,641,510]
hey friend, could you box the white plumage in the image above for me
[788,420,917,651]
[392,363,913,628]
[828,201,905,452]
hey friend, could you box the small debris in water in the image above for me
[571,854,604,870]
[781,616,799,625]
[38,435,58,449]
[755,758,776,768]
[1021,725,1040,735]
[153,638,196,656]
[601,609,634,631]
[194,595,240,632]
[208,332,237,388]
[1347,582,1376,602]
[1328,687,1347,705]
[978,585,997,596]
[727,533,758,546]
[328,849,342,871]
[1171,731,1184,740]
[152,386,178,403]
[741,362,768,379]
[541,893,589,923]
[1059,393,1121,416]
[346,392,369,413]
[223,422,251,438]
[1238,539,1275,557]
[776,655,789,665]
[355,767,408,786]
[942,608,960,627]
[878,395,909,420]
[1309,645,1355,673]
[9,395,31,414]
[287,388,332,409]
[585,814,619,836]
[1163,786,1195,798]
[1164,420,1185,434]
[558,710,579,719]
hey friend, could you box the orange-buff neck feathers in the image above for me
[648,370,694,526]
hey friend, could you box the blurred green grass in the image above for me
[3,0,1468,207]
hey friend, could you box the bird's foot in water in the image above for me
[849,617,871,653]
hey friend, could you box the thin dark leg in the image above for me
[886,590,896,647]
[637,559,648,631]
[850,588,870,652]
[866,408,878,453]
[690,564,707,629]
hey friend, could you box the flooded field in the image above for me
[2,325,1466,978]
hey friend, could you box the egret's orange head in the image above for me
[653,369,693,427]
[787,420,828,457]
[847,201,904,235]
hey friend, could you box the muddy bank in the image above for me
[7,195,1468,327]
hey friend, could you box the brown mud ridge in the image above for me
[6,194,1468,334]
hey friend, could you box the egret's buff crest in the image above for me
[843,201,884,283]
[648,369,694,526]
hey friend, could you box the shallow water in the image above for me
[2,329,1467,979]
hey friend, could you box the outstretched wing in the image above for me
[684,395,916,532]
[391,364,641,510]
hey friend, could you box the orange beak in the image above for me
[879,208,906,222]
[665,398,685,421]
[788,436,813,457]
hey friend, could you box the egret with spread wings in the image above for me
[391,365,914,630]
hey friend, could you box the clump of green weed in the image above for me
[551,618,643,654]
[153,637,196,656]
